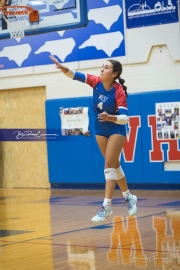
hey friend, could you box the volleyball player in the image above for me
[50,55,137,223]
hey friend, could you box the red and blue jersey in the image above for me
[73,72,128,117]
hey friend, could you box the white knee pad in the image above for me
[104,168,116,181]
[116,166,125,180]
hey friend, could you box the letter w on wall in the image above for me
[123,116,141,162]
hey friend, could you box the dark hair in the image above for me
[108,59,128,98]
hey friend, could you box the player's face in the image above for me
[100,61,116,82]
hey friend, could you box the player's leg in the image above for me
[115,161,128,191]
[96,134,137,217]
[91,134,125,223]
[94,135,117,199]
[91,135,113,222]
[116,165,137,216]
[91,134,137,222]
[94,137,128,196]
[104,134,126,198]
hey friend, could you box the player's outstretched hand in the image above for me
[98,112,109,122]
[49,55,61,69]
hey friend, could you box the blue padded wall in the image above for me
[46,97,94,184]
[121,93,144,184]
[45,90,180,187]
[140,90,180,184]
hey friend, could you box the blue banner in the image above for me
[126,0,178,28]
[0,129,89,141]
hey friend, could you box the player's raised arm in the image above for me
[50,55,90,83]
[49,55,75,79]
[49,55,69,73]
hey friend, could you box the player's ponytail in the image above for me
[119,77,128,98]
[108,59,128,98]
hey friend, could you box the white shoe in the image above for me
[125,194,137,216]
[91,205,113,223]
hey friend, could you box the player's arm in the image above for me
[114,85,129,124]
[50,55,69,73]
[98,110,129,125]
[50,55,87,82]
[115,106,129,124]
[50,55,99,86]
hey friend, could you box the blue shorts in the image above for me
[95,118,127,138]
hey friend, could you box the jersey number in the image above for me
[97,102,103,110]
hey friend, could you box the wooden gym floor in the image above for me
[0,188,180,270]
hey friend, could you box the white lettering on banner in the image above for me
[128,0,176,18]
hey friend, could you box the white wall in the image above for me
[45,45,180,99]
[0,44,179,99]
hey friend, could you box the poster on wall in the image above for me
[59,107,90,136]
[126,0,178,28]
[156,102,180,140]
